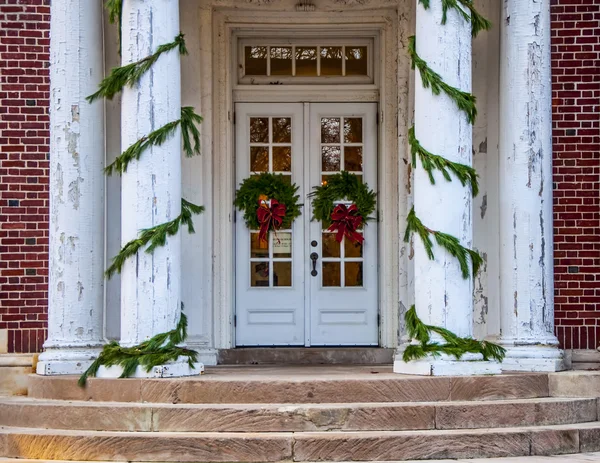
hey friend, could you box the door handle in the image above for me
[310,252,319,277]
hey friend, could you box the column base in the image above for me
[37,346,102,375]
[95,357,204,379]
[500,345,566,372]
[393,352,502,376]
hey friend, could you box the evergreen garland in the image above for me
[78,310,197,386]
[87,33,187,103]
[105,107,203,175]
[404,206,482,279]
[308,171,377,228]
[409,126,479,196]
[235,173,302,230]
[403,305,506,362]
[105,0,123,55]
[105,199,204,279]
[408,35,477,124]
[418,0,491,37]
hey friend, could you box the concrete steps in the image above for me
[1,423,600,461]
[0,397,597,432]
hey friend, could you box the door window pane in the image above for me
[251,261,270,287]
[270,47,292,75]
[322,146,341,172]
[250,118,269,143]
[345,46,368,76]
[273,147,292,172]
[250,147,269,172]
[250,233,269,258]
[296,47,317,76]
[345,262,363,287]
[344,146,363,171]
[323,262,341,287]
[321,117,340,143]
[273,262,292,287]
[272,118,292,143]
[344,237,363,258]
[322,233,341,258]
[245,46,268,75]
[273,232,292,258]
[344,118,363,143]
[320,47,343,76]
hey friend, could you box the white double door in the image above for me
[235,102,378,346]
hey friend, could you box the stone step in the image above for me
[1,422,600,461]
[28,367,550,403]
[0,397,597,433]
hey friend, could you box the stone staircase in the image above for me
[0,366,599,461]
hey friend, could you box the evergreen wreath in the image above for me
[308,171,377,228]
[78,309,197,386]
[234,172,302,230]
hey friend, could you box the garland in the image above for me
[309,171,376,228]
[78,310,197,386]
[402,1,504,364]
[403,306,505,362]
[234,173,302,234]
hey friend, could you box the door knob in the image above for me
[310,252,319,277]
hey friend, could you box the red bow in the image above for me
[328,204,364,244]
[257,199,286,243]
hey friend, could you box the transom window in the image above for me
[238,38,373,85]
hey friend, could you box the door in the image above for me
[235,102,378,346]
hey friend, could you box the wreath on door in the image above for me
[308,171,376,244]
[235,172,302,243]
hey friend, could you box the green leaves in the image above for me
[105,199,205,279]
[402,305,506,363]
[105,107,203,175]
[78,311,197,386]
[87,33,187,103]
[405,207,482,279]
[418,0,492,38]
[408,36,477,124]
[409,126,479,197]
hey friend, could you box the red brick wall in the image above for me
[0,0,50,353]
[551,0,600,350]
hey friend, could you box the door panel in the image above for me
[235,103,305,346]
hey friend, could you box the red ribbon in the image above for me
[328,204,364,244]
[257,199,286,243]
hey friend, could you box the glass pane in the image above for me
[322,146,341,172]
[321,117,340,143]
[273,146,291,172]
[251,232,269,258]
[344,146,363,171]
[321,174,333,186]
[273,232,292,258]
[344,118,363,143]
[251,261,270,287]
[296,47,317,76]
[322,232,340,258]
[272,118,291,143]
[344,237,363,258]
[320,46,343,76]
[250,146,269,172]
[270,47,292,75]
[250,117,269,143]
[245,46,268,75]
[345,262,363,287]
[323,262,341,287]
[273,261,292,287]
[345,46,368,76]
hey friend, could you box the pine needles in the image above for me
[408,36,477,124]
[409,126,479,197]
[78,311,197,386]
[105,107,203,175]
[106,0,123,55]
[105,199,205,279]
[87,33,187,103]
[405,207,482,279]
[403,305,506,362]
[418,0,492,38]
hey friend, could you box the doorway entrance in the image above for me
[235,102,378,346]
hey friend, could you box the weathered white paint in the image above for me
[37,0,105,376]
[119,1,182,346]
[498,0,564,371]
[394,0,500,375]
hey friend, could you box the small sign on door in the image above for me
[273,233,292,255]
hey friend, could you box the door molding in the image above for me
[210,8,407,350]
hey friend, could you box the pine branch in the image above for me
[408,36,477,124]
[105,0,123,55]
[78,312,197,386]
[418,0,491,37]
[87,33,188,103]
[404,207,482,279]
[105,198,204,279]
[409,126,479,196]
[105,107,203,175]
[401,306,506,363]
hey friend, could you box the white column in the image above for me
[498,0,564,372]
[37,0,105,375]
[394,1,500,376]
[101,0,200,378]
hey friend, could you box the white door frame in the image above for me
[209,7,408,351]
